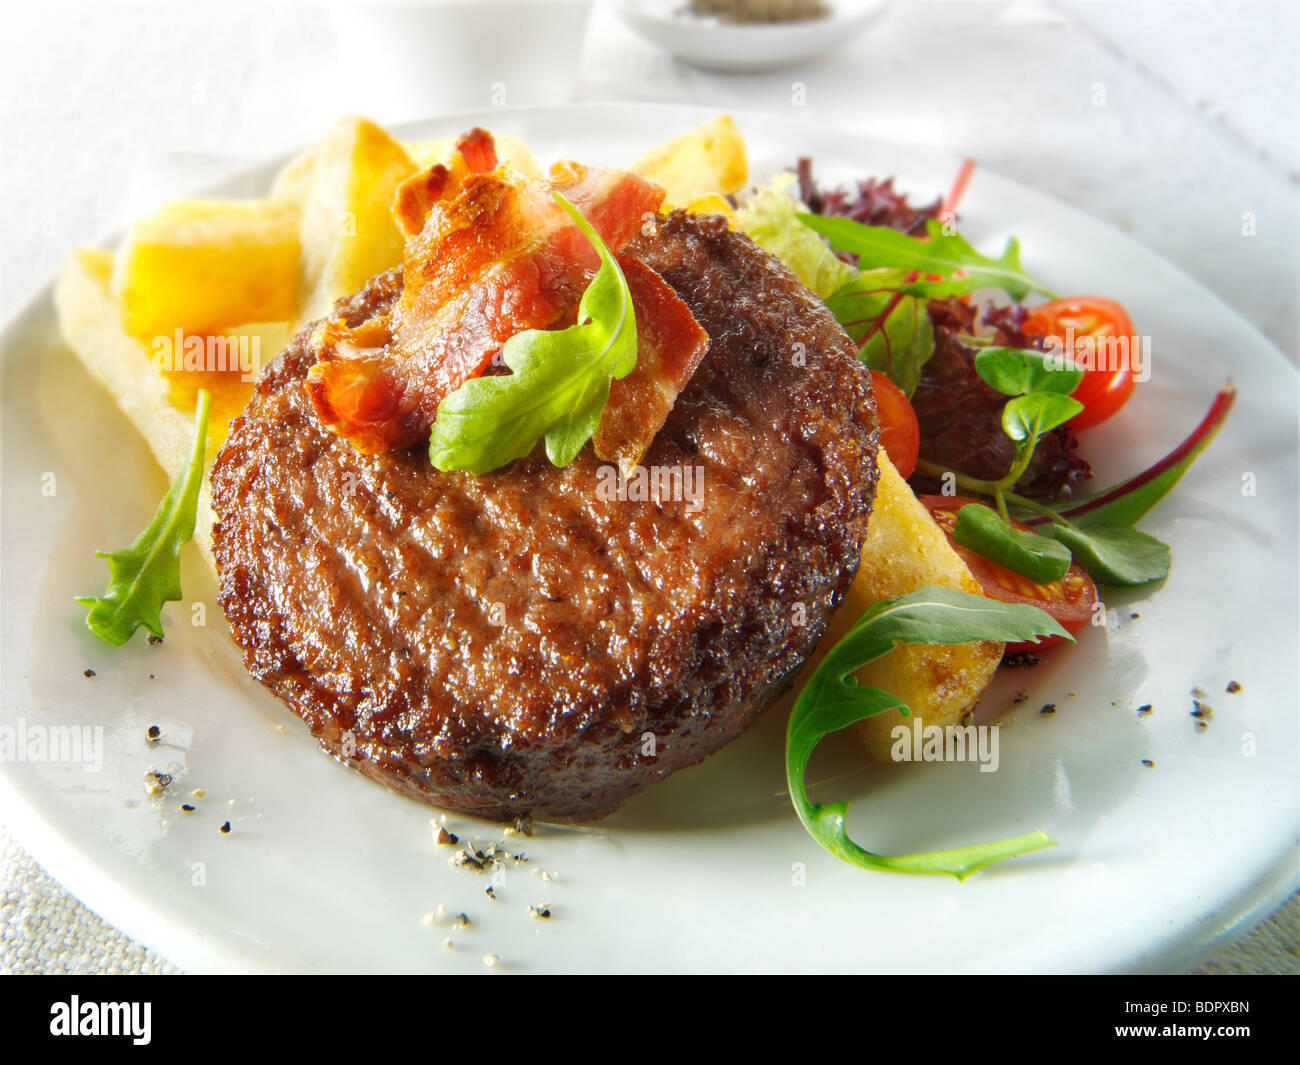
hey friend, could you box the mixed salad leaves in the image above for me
[741,156,1234,876]
[741,158,1234,617]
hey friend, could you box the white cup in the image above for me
[329,0,594,123]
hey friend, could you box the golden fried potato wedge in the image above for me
[402,133,544,180]
[681,193,737,223]
[827,451,1004,761]
[112,199,300,339]
[295,117,418,326]
[633,114,748,209]
[58,250,225,565]
[270,145,318,205]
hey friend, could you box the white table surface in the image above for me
[1,0,1296,974]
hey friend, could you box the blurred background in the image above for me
[1,0,1296,974]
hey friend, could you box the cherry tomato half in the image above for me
[919,495,1098,654]
[1022,296,1138,431]
[869,370,920,479]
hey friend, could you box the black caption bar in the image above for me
[0,973,1290,1050]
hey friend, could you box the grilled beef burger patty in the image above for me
[210,211,879,821]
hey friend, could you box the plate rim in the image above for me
[2,100,1297,974]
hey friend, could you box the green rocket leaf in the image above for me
[77,389,209,646]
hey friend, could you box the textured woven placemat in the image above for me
[1,827,178,975]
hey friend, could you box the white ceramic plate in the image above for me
[612,0,884,73]
[2,103,1297,974]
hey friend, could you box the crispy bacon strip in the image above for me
[593,258,709,474]
[306,128,706,463]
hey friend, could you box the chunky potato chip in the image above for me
[270,146,317,204]
[402,133,543,180]
[59,250,225,565]
[839,452,1003,761]
[113,199,300,339]
[632,114,748,210]
[295,117,418,326]
[681,193,736,222]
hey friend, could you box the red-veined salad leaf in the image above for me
[1032,387,1237,529]
[824,270,935,397]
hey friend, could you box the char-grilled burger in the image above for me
[209,131,879,821]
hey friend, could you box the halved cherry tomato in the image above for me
[869,370,920,479]
[919,495,1098,653]
[1022,296,1138,431]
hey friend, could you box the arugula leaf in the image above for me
[1039,522,1171,587]
[797,215,1057,301]
[1002,391,1084,448]
[953,504,1072,583]
[824,270,935,396]
[974,346,1083,397]
[77,389,209,646]
[428,194,637,474]
[787,586,1069,879]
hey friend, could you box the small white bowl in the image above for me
[612,0,884,73]
[329,0,595,122]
